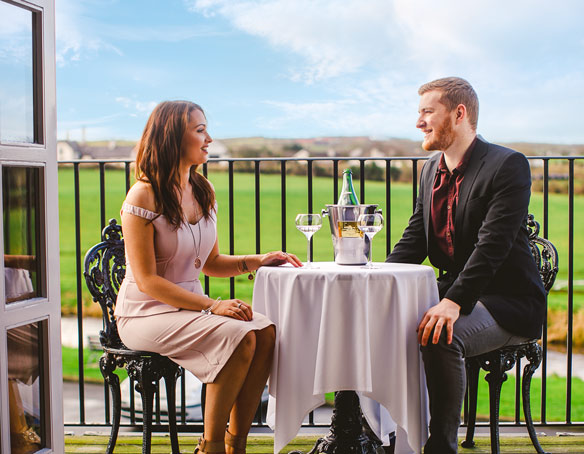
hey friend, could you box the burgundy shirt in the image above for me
[430,138,477,261]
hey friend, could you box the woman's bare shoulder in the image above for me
[125,181,156,212]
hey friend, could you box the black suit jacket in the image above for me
[386,136,546,338]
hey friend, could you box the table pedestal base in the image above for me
[306,391,381,454]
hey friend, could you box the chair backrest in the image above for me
[83,218,126,349]
[527,213,559,293]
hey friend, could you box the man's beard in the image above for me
[422,116,455,151]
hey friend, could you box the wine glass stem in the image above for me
[307,238,311,266]
[367,234,373,268]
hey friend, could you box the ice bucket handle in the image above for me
[322,207,381,217]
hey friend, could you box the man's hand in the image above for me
[417,298,461,346]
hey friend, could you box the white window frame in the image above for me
[0,0,63,452]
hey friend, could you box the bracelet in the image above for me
[241,255,255,280]
[242,256,249,273]
[201,297,221,315]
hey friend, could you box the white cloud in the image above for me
[51,0,584,142]
[185,0,584,142]
[185,0,584,84]
[115,97,157,113]
[98,23,224,43]
[55,0,220,66]
[260,87,415,138]
[57,110,146,141]
[58,112,126,129]
[58,125,120,142]
[186,0,399,82]
[55,0,122,65]
[480,72,584,143]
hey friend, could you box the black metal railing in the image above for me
[60,155,583,432]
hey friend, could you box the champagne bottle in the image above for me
[338,169,359,205]
[337,169,361,238]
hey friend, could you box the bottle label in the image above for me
[338,221,363,238]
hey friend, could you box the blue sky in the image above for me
[54,0,584,143]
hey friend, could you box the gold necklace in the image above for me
[186,220,202,269]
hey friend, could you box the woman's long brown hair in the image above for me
[134,101,215,229]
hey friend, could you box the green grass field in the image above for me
[59,166,583,314]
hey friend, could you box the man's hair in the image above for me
[418,77,479,130]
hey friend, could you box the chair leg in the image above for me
[484,355,507,454]
[462,359,480,448]
[138,377,156,454]
[164,365,181,454]
[100,354,121,454]
[522,344,549,454]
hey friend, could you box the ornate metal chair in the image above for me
[462,214,559,454]
[84,218,182,454]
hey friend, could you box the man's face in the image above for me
[416,90,456,152]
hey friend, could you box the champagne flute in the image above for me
[295,214,322,268]
[358,213,384,269]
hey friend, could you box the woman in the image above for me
[115,101,301,454]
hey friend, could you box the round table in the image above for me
[253,262,439,454]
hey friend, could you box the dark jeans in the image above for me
[421,302,529,454]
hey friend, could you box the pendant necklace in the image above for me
[187,220,202,268]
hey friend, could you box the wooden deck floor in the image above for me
[64,434,584,453]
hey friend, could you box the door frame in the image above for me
[0,0,63,452]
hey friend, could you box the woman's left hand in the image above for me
[260,251,302,267]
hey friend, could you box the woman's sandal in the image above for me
[194,437,226,454]
[225,429,247,454]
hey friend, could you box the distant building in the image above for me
[57,140,135,161]
[58,139,230,161]
[207,140,229,159]
[293,149,310,159]
[56,141,82,161]
[292,149,311,165]
[368,148,387,168]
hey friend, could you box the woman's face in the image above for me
[180,109,212,167]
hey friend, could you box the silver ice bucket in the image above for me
[321,204,381,265]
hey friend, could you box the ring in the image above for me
[237,302,242,308]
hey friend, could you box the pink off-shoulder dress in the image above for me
[115,201,274,383]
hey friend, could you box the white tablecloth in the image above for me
[252,262,439,454]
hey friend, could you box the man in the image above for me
[386,77,546,454]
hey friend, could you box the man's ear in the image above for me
[455,104,466,123]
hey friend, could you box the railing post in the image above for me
[360,159,365,203]
[385,158,391,256]
[255,160,261,254]
[411,158,418,212]
[99,162,106,230]
[229,160,235,299]
[73,162,86,424]
[281,160,287,251]
[333,160,339,204]
[308,159,314,260]
[541,157,549,423]
[566,158,575,424]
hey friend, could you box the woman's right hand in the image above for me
[213,298,253,321]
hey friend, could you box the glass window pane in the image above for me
[0,2,35,143]
[7,321,46,452]
[3,166,44,304]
